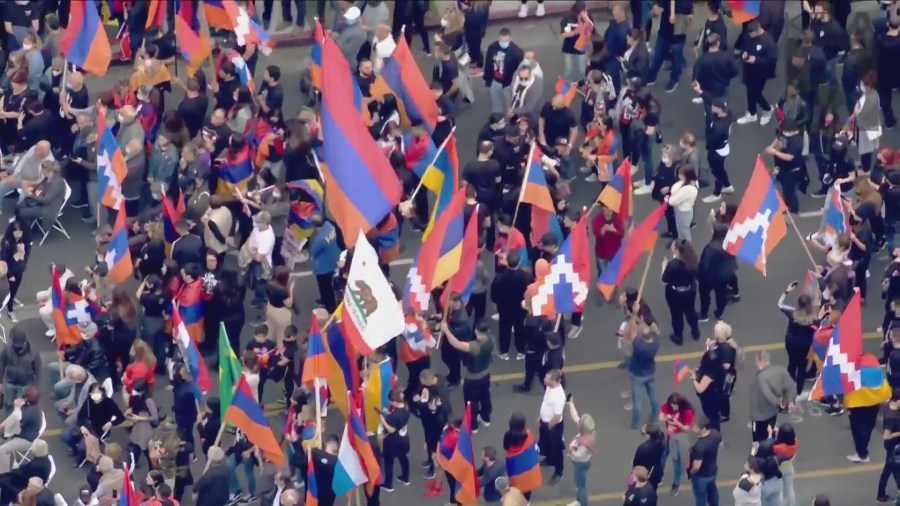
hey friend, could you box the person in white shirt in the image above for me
[373,24,396,74]
[538,368,567,486]
[0,141,54,210]
[667,165,700,243]
[247,211,276,306]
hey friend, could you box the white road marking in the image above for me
[796,209,824,218]
[290,257,415,278]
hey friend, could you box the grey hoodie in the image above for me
[749,364,796,421]
[0,326,41,386]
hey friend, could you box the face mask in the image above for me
[493,120,505,129]
[521,58,532,67]
[679,142,688,149]
[499,41,510,49]
[91,393,103,402]
[132,390,142,396]
[440,18,449,27]
[143,59,153,68]
[661,156,672,165]
[22,44,33,51]
[117,114,126,123]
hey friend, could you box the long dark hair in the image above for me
[672,239,700,271]
[214,269,243,309]
[504,412,528,448]
[1,217,31,257]
[665,392,694,412]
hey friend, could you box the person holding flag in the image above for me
[441,319,495,432]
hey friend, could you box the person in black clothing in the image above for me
[137,275,168,373]
[701,95,734,201]
[176,77,208,140]
[662,240,701,345]
[688,419,722,504]
[391,0,430,56]
[483,28,524,115]
[541,333,565,386]
[632,423,665,489]
[876,15,900,128]
[258,65,284,115]
[490,251,531,360]
[754,440,784,497]
[736,20,778,126]
[777,281,819,397]
[876,391,900,502]
[269,324,300,404]
[692,33,738,123]
[212,61,240,112]
[0,218,29,323]
[491,124,527,189]
[413,369,452,479]
[766,119,806,214]
[810,0,847,64]
[171,221,204,270]
[623,465,658,505]
[463,141,502,218]
[697,222,737,322]
[1,72,36,152]
[16,101,53,153]
[514,307,553,393]
[651,147,678,238]
[379,390,410,492]
[477,113,506,146]
[442,294,471,388]
[68,383,125,461]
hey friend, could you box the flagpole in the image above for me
[406,126,457,204]
[313,377,323,448]
[511,140,537,230]
[785,210,819,269]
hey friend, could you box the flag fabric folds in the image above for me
[363,358,395,434]
[175,2,212,76]
[377,35,440,132]
[728,0,761,24]
[505,430,542,493]
[51,266,84,348]
[333,415,368,497]
[310,19,324,90]
[416,187,466,288]
[437,404,480,505]
[812,184,849,249]
[221,0,272,48]
[403,132,439,180]
[324,323,360,419]
[96,110,127,210]
[597,159,633,226]
[530,213,591,316]
[105,206,133,284]
[555,77,578,108]
[342,231,406,355]
[597,203,667,300]
[423,135,461,239]
[441,206,480,307]
[573,11,594,52]
[146,0,168,28]
[674,359,690,383]
[301,316,330,386]
[117,465,138,506]
[60,0,112,76]
[319,34,403,246]
[810,289,866,400]
[161,190,186,256]
[520,142,561,247]
[218,323,243,423]
[175,279,206,343]
[722,156,787,275]
[230,52,257,93]
[398,312,436,364]
[224,375,286,467]
[494,226,529,268]
[305,451,319,506]
[221,143,254,194]
[201,0,232,29]
[173,305,211,401]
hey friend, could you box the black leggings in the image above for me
[127,443,152,470]
[6,276,20,311]
[665,286,700,343]
[785,336,811,396]
[855,255,871,300]
[393,5,430,54]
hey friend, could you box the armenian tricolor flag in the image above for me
[728,0,761,24]
[597,203,667,300]
[310,19,325,90]
[520,142,562,247]
[494,225,529,269]
[173,305,212,401]
[60,0,112,76]
[201,0,232,29]
[440,205,480,307]
[404,187,466,305]
[161,190,186,256]
[175,279,206,343]
[375,35,440,132]
[530,212,591,316]
[305,451,319,506]
[422,135,460,239]
[363,358,395,434]
[437,405,480,504]
[224,375,286,467]
[96,107,127,210]
[221,142,254,194]
[674,359,691,383]
[324,322,360,420]
[175,0,212,76]
[573,10,594,52]
[319,33,402,246]
[505,430,542,493]
[597,159,634,227]
[555,77,579,108]
[105,206,133,284]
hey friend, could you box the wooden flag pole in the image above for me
[511,140,537,229]
[313,377,324,448]
[785,210,819,269]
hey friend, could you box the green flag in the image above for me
[218,323,243,423]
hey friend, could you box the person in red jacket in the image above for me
[123,339,157,400]
[590,203,624,300]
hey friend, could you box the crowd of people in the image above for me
[0,0,895,506]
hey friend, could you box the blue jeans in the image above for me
[691,474,719,506]
[648,37,685,87]
[572,460,591,506]
[662,434,688,486]
[247,262,268,305]
[629,373,659,428]
[228,455,257,496]
[886,222,899,253]
[3,384,24,414]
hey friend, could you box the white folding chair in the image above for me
[0,324,6,344]
[33,180,72,245]
[13,411,47,467]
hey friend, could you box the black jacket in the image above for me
[483,41,524,88]
[623,43,649,81]
[742,32,778,81]
[65,337,110,382]
[693,51,739,98]
[705,107,733,152]
[698,241,738,285]
[490,268,532,315]
[195,460,231,506]
[171,233,204,269]
[522,315,552,354]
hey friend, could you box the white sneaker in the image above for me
[6,311,16,324]
[518,4,528,17]
[702,194,722,203]
[491,313,499,321]
[515,353,525,361]
[691,97,704,104]
[579,165,593,174]
[585,174,598,182]
[536,3,545,16]
[567,325,583,339]
[498,353,510,361]
[721,185,735,194]
[847,454,870,463]
[44,329,54,338]
[760,109,774,126]
[736,113,758,125]
[634,185,652,195]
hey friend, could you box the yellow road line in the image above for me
[530,463,883,505]
[42,332,882,437]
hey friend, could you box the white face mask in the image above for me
[440,18,449,27]
[117,114,125,123]
[143,59,153,68]
[22,43,33,51]
[90,393,103,402]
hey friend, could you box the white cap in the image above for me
[344,6,361,21]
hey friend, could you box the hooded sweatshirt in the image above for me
[0,327,40,385]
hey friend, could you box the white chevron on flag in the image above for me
[405,267,429,312]
[723,210,774,273]
[531,258,589,314]
[825,340,862,390]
